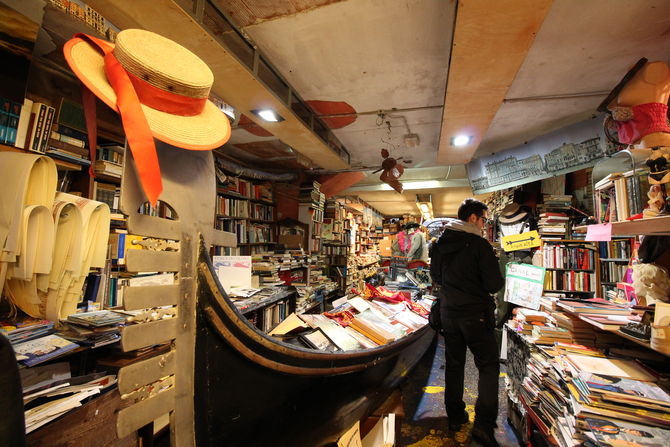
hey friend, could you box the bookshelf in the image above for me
[213,173,277,256]
[298,181,325,254]
[540,239,598,296]
[597,237,636,299]
[592,149,650,223]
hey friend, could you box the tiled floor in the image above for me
[397,336,521,447]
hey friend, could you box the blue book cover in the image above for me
[13,334,79,367]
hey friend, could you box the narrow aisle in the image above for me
[398,336,520,447]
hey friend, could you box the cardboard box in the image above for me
[279,234,304,249]
[378,236,393,256]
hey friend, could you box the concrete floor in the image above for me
[397,336,520,447]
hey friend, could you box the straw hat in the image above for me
[498,203,528,224]
[64,29,231,150]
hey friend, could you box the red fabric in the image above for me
[82,87,98,177]
[72,33,206,206]
[126,70,207,116]
[364,283,406,303]
[324,309,355,326]
[397,231,409,253]
[407,260,428,269]
[614,102,670,144]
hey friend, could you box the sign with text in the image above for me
[504,263,546,310]
[501,230,541,252]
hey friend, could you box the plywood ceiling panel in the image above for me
[437,0,552,165]
[477,0,670,157]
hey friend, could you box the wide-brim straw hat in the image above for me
[64,29,231,150]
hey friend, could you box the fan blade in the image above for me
[372,167,383,174]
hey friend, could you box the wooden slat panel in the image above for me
[211,229,237,248]
[118,350,176,395]
[123,284,180,311]
[127,213,181,240]
[116,388,175,439]
[125,250,180,272]
[121,319,177,352]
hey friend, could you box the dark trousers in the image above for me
[442,309,500,429]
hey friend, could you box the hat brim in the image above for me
[64,37,231,150]
[499,211,528,225]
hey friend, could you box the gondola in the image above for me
[194,239,436,446]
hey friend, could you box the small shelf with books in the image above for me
[576,215,670,236]
[213,167,278,256]
[298,180,325,254]
[539,239,598,297]
[592,149,649,223]
[596,237,637,299]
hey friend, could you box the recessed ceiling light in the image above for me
[252,108,284,122]
[419,203,429,212]
[451,135,473,147]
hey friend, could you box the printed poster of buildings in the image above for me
[468,118,618,195]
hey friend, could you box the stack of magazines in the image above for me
[21,362,117,433]
[60,310,126,348]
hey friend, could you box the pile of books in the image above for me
[270,296,428,351]
[21,361,117,434]
[59,310,126,348]
[518,341,670,446]
[538,212,569,239]
[1,318,55,345]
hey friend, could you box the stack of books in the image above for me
[1,318,55,345]
[517,342,669,446]
[538,212,569,240]
[21,362,117,434]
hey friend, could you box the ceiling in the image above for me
[86,0,670,217]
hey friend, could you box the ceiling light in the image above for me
[451,135,473,147]
[423,212,431,220]
[252,108,284,122]
[419,203,429,213]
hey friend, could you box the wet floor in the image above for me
[398,336,520,447]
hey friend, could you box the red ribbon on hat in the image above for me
[73,34,208,206]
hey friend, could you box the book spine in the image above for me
[39,106,56,153]
[15,98,33,149]
[30,103,46,153]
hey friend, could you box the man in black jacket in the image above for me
[430,198,504,447]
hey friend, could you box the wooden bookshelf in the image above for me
[575,216,670,235]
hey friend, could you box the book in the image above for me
[67,310,126,327]
[0,318,55,345]
[300,329,338,351]
[566,354,657,382]
[581,373,670,408]
[586,417,670,446]
[15,98,33,149]
[13,334,79,367]
[557,299,631,315]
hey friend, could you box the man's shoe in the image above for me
[468,426,499,447]
[448,411,469,431]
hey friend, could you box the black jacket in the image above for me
[430,222,504,316]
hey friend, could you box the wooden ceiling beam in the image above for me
[437,0,553,165]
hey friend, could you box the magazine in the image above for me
[586,416,670,446]
[13,334,79,367]
[581,373,670,408]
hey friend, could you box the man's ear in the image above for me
[642,61,670,85]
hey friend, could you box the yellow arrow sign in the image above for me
[501,230,541,252]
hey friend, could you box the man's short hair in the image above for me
[405,222,420,230]
[458,198,488,221]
